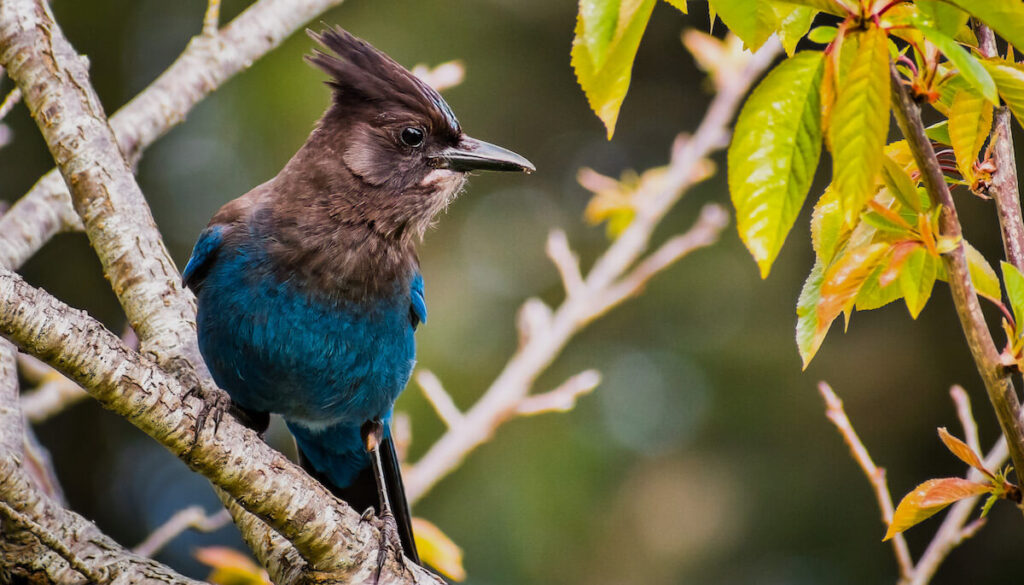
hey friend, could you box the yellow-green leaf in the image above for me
[663,0,687,13]
[413,517,467,581]
[729,51,825,278]
[948,90,993,182]
[807,25,837,45]
[940,0,1024,55]
[709,0,777,51]
[982,59,1024,130]
[196,547,271,585]
[572,0,657,138]
[1002,261,1024,329]
[772,0,849,16]
[914,21,997,104]
[885,478,993,540]
[917,0,969,39]
[774,4,815,56]
[579,0,621,71]
[881,155,924,213]
[829,26,891,226]
[811,187,846,265]
[899,246,938,319]
[855,259,905,311]
[797,259,827,368]
[818,242,890,334]
[965,241,1002,302]
[925,120,952,146]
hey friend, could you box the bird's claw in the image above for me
[373,509,409,583]
[184,383,230,452]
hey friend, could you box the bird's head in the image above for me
[303,27,533,239]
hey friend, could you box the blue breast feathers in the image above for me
[410,272,427,327]
[190,233,422,430]
[183,225,225,291]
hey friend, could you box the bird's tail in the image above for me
[288,421,420,564]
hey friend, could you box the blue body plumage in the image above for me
[183,27,532,566]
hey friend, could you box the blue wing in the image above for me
[410,272,427,327]
[183,225,225,292]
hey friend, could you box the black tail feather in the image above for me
[295,435,420,564]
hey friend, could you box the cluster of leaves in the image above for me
[713,0,1024,368]
[885,428,1020,540]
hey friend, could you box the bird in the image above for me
[182,26,533,564]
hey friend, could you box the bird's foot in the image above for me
[372,508,410,584]
[183,382,230,452]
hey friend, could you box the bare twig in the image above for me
[817,382,914,580]
[546,230,585,298]
[0,87,19,121]
[889,66,1024,486]
[19,368,88,423]
[133,506,231,558]
[516,370,601,416]
[950,385,981,454]
[416,370,463,429]
[411,61,465,93]
[202,0,221,36]
[404,37,780,503]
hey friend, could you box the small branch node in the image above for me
[547,229,585,298]
[516,297,553,348]
[202,0,221,36]
[516,370,601,416]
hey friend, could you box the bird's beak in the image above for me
[430,136,535,174]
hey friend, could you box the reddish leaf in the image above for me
[885,478,993,540]
[938,427,994,479]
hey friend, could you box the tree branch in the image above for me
[132,506,231,558]
[0,0,347,272]
[889,66,1024,486]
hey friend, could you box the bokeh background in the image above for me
[1,1,1020,583]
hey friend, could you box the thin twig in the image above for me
[516,370,601,416]
[133,506,232,558]
[416,370,463,428]
[950,385,981,454]
[0,87,20,120]
[202,0,221,36]
[546,230,585,298]
[817,382,914,580]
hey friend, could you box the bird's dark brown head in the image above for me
[296,27,533,240]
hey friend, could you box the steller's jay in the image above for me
[182,27,533,563]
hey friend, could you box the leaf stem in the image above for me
[889,65,1024,492]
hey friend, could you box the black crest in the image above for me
[307,27,461,135]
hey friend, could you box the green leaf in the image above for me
[709,0,778,51]
[829,26,891,226]
[572,0,657,138]
[914,21,998,104]
[940,0,1024,55]
[807,26,837,45]
[811,187,845,265]
[981,59,1024,130]
[663,0,687,13]
[774,4,815,56]
[917,0,969,39]
[900,246,938,318]
[861,211,910,234]
[579,0,620,71]
[965,241,1002,302]
[796,259,827,368]
[881,155,923,213]
[925,120,952,146]
[1002,261,1024,327]
[771,0,849,16]
[729,51,825,278]
[948,90,993,181]
[855,260,905,311]
[818,242,890,335]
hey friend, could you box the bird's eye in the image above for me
[400,127,425,147]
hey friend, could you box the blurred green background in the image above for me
[2,1,1020,583]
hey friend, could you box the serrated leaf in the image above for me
[709,0,778,50]
[982,59,1024,130]
[664,0,687,13]
[807,25,837,45]
[772,0,850,15]
[829,26,891,227]
[413,517,467,581]
[818,242,890,333]
[885,477,994,540]
[579,0,620,71]
[1002,261,1024,331]
[917,0,969,39]
[899,246,938,318]
[856,257,906,311]
[729,51,825,278]
[948,90,993,182]
[938,427,994,478]
[861,210,911,234]
[572,0,657,138]
[940,0,1024,55]
[881,155,923,213]
[797,259,827,368]
[935,73,972,116]
[965,241,1002,302]
[774,4,815,56]
[914,21,998,104]
[811,187,846,265]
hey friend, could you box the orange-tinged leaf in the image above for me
[948,90,993,182]
[938,427,994,478]
[195,547,271,585]
[828,26,891,226]
[797,259,827,367]
[817,242,889,331]
[811,187,847,265]
[885,478,994,540]
[413,517,466,581]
